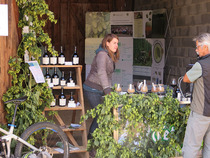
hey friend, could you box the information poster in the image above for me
[151,66,164,84]
[110,12,133,37]
[151,39,165,68]
[27,61,45,83]
[133,10,152,38]
[0,4,8,36]
[112,37,133,91]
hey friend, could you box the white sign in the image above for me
[0,4,8,36]
[27,61,45,83]
[110,11,134,25]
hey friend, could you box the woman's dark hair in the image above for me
[101,34,120,63]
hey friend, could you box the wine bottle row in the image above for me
[45,67,75,87]
[51,89,78,107]
[42,46,79,65]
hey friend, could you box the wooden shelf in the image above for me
[44,106,82,111]
[52,146,88,154]
[62,127,86,132]
[52,85,80,89]
[40,65,82,68]
[42,64,88,157]
[70,146,88,153]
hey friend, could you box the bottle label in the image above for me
[51,99,56,106]
[50,57,57,65]
[60,80,66,86]
[43,57,49,65]
[53,78,59,85]
[58,57,65,64]
[59,99,66,106]
[73,57,79,64]
[46,78,51,85]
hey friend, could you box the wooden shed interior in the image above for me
[0,0,134,124]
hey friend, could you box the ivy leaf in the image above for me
[94,140,99,146]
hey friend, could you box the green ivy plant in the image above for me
[2,0,57,138]
[81,88,190,158]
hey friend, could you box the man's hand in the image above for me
[183,74,191,83]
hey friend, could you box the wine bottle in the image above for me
[42,46,49,65]
[59,87,66,107]
[60,71,66,86]
[72,46,79,65]
[67,71,73,83]
[70,92,74,101]
[50,46,57,65]
[58,46,65,65]
[52,67,59,86]
[45,67,51,85]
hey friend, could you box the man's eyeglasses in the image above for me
[196,45,202,49]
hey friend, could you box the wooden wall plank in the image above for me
[0,0,19,124]
[44,0,133,81]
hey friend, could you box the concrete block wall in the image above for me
[134,0,210,84]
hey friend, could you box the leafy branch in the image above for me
[81,88,190,158]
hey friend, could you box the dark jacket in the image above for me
[191,54,210,116]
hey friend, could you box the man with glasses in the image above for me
[182,33,210,158]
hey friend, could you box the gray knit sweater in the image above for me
[84,51,114,94]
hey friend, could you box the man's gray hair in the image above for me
[193,33,210,50]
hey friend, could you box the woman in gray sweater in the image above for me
[83,34,120,139]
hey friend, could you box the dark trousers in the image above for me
[83,88,103,139]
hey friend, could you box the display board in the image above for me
[112,37,133,91]
[85,10,167,86]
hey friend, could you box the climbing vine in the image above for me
[2,0,57,137]
[81,88,190,158]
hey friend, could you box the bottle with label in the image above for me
[72,46,79,65]
[70,91,74,101]
[58,46,65,65]
[60,71,66,86]
[52,67,59,86]
[50,46,57,65]
[59,87,66,107]
[68,71,73,83]
[45,67,51,85]
[42,46,50,65]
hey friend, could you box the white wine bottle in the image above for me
[50,46,57,65]
[59,87,66,107]
[60,71,66,86]
[72,46,79,65]
[52,67,59,86]
[42,46,49,65]
[58,46,65,65]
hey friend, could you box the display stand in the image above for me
[41,65,89,157]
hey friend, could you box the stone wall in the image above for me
[134,0,210,84]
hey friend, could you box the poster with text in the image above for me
[110,12,133,37]
[133,10,152,38]
[151,39,165,68]
[112,37,133,91]
[151,66,164,84]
